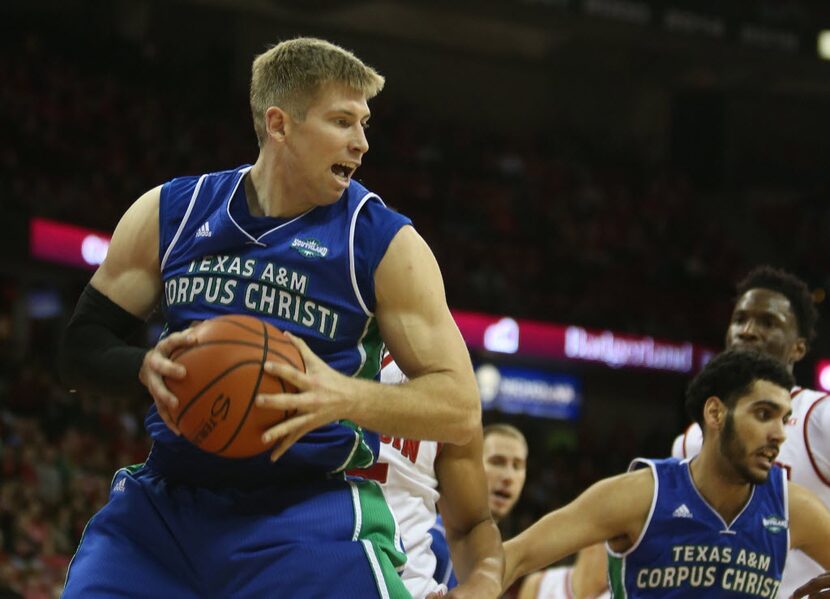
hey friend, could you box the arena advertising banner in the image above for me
[476,363,581,420]
[30,218,110,270]
[454,310,714,374]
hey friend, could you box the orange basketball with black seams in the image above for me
[164,315,304,458]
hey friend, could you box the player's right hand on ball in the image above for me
[139,328,198,435]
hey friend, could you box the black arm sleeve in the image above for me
[58,284,150,399]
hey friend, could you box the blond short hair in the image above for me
[250,37,385,144]
[483,423,528,450]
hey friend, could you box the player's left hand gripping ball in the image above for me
[256,332,356,461]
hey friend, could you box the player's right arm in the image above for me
[502,468,653,591]
[59,186,194,432]
[516,571,544,599]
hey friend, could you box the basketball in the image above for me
[164,315,304,458]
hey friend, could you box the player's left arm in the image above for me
[257,226,480,459]
[788,481,830,569]
[433,428,503,599]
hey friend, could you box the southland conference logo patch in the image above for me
[761,516,787,534]
[291,238,329,259]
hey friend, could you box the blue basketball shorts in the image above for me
[62,464,410,598]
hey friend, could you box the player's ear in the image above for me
[703,396,726,431]
[264,106,288,142]
[791,337,807,363]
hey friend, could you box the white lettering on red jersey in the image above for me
[671,386,830,598]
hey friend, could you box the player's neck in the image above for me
[689,451,753,524]
[248,155,314,218]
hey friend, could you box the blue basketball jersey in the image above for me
[608,458,788,599]
[146,165,411,484]
[429,514,459,589]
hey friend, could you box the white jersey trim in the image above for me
[222,166,315,246]
[349,480,363,542]
[361,539,392,599]
[608,458,659,559]
[349,191,380,317]
[334,431,363,474]
[160,173,207,270]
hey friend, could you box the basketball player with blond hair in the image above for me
[59,37,481,597]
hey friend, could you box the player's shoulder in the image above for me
[792,386,830,406]
[583,465,655,511]
[671,422,703,459]
[168,164,249,186]
[160,165,250,207]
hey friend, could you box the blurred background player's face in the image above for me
[725,289,803,369]
[282,82,370,205]
[718,380,790,485]
[482,433,527,521]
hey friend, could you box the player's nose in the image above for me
[738,320,760,340]
[769,419,786,444]
[350,125,369,155]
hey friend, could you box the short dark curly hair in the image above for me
[686,349,795,426]
[736,266,818,348]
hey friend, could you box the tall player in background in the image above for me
[58,38,480,598]
[362,355,502,599]
[503,350,830,598]
[671,266,829,598]
[430,424,529,591]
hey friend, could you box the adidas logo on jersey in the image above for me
[113,477,126,493]
[196,221,212,238]
[673,504,693,519]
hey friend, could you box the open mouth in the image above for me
[492,490,512,501]
[756,447,778,465]
[331,162,356,184]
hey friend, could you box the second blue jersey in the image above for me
[145,165,411,484]
[608,458,788,598]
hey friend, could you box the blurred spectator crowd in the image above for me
[4,25,828,347]
[0,364,151,597]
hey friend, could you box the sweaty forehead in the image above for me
[734,289,796,322]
